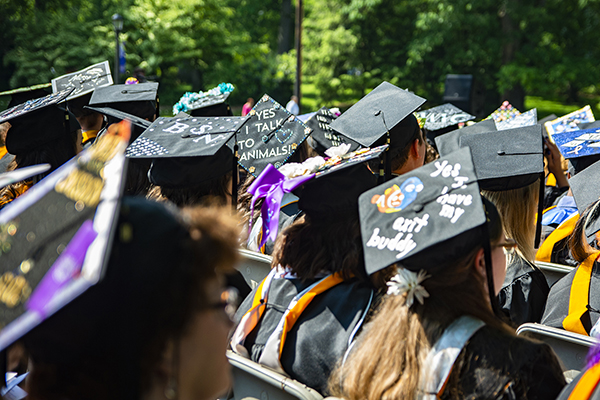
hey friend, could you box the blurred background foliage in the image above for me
[2,0,600,117]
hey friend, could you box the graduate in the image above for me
[329,147,565,399]
[231,145,387,396]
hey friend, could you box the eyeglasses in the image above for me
[495,238,517,256]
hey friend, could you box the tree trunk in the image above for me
[499,0,525,110]
[278,0,293,54]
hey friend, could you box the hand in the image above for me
[545,138,569,188]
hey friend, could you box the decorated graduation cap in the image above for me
[434,119,497,157]
[552,126,600,175]
[172,83,234,117]
[569,159,600,242]
[0,120,129,353]
[248,145,386,249]
[89,82,159,121]
[495,108,537,131]
[459,124,545,246]
[304,107,360,156]
[487,101,520,122]
[51,61,113,101]
[0,84,52,109]
[415,103,475,132]
[127,115,249,203]
[0,164,51,190]
[329,81,426,181]
[545,105,595,137]
[232,94,312,177]
[0,88,75,155]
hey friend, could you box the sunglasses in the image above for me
[495,238,518,256]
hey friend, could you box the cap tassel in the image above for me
[232,139,238,209]
[375,110,392,183]
[535,172,544,248]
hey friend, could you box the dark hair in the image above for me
[25,200,240,400]
[271,212,371,285]
[569,199,600,263]
[367,117,423,173]
[152,172,232,207]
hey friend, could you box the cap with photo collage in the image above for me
[434,118,497,157]
[0,88,77,155]
[458,124,545,246]
[0,120,130,357]
[305,107,360,156]
[127,115,249,203]
[415,103,475,132]
[232,94,312,177]
[568,159,600,243]
[551,125,600,176]
[89,82,159,121]
[329,81,426,181]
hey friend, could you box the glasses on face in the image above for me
[495,238,518,256]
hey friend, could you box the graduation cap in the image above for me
[0,84,53,110]
[359,146,485,275]
[578,120,600,130]
[0,164,51,189]
[495,108,537,131]
[51,61,113,101]
[89,82,159,121]
[127,115,249,202]
[0,120,130,353]
[568,159,600,242]
[538,114,557,126]
[329,81,426,181]
[232,94,312,177]
[434,119,497,157]
[172,83,235,117]
[414,103,475,132]
[545,105,595,137]
[248,145,386,249]
[85,105,151,144]
[458,124,545,246]
[487,101,520,122]
[304,107,360,156]
[552,127,600,176]
[0,88,75,155]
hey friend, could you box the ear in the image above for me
[474,247,486,279]
[410,136,421,158]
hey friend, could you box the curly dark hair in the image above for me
[24,199,240,400]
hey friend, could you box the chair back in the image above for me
[535,261,574,287]
[237,249,273,289]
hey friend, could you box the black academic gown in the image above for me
[542,260,600,334]
[557,361,600,400]
[233,276,374,396]
[498,254,550,326]
[443,325,565,399]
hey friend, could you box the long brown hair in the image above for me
[482,179,540,263]
[329,206,510,399]
[569,199,600,263]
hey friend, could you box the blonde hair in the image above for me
[482,179,539,263]
[329,213,511,399]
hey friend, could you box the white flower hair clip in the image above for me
[387,268,430,308]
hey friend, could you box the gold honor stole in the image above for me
[563,252,600,335]
[568,363,600,400]
[536,212,580,262]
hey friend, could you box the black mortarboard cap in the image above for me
[568,159,600,241]
[304,107,360,156]
[89,82,158,120]
[51,61,113,101]
[188,91,233,117]
[0,121,130,352]
[578,121,600,130]
[359,146,485,275]
[231,94,312,177]
[85,105,152,144]
[458,124,544,191]
[127,115,246,187]
[415,103,475,131]
[434,119,497,157]
[495,108,537,131]
[0,84,52,110]
[0,89,74,155]
[329,82,426,149]
[297,146,386,217]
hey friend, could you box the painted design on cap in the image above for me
[0,88,73,124]
[371,177,424,214]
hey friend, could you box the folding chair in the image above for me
[517,323,599,376]
[236,249,273,289]
[535,261,574,287]
[227,350,324,400]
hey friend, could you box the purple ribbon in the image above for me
[26,220,97,318]
[248,164,314,249]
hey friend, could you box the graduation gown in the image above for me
[232,273,374,395]
[542,254,600,335]
[498,254,550,326]
[442,325,565,399]
[557,360,600,400]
